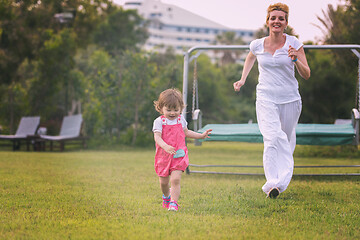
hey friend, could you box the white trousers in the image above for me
[256,100,302,194]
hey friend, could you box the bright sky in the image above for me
[113,0,343,43]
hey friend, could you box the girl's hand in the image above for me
[233,79,245,92]
[201,129,212,139]
[288,45,298,61]
[164,144,176,155]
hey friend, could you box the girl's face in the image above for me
[267,10,287,33]
[162,105,181,120]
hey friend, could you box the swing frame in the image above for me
[182,44,360,176]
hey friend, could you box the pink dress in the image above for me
[154,115,189,177]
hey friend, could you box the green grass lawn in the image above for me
[0,142,359,239]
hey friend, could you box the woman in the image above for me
[233,3,310,198]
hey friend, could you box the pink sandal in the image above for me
[168,200,179,211]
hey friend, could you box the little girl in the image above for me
[153,88,212,211]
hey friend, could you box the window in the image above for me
[150,13,162,17]
[125,2,142,6]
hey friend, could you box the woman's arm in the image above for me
[289,46,311,80]
[233,51,257,91]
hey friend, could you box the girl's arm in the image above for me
[184,128,212,139]
[233,51,257,91]
[289,45,311,80]
[154,132,176,155]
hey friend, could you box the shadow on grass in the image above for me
[186,171,360,183]
[292,174,360,182]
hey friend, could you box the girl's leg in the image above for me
[170,170,182,202]
[159,176,170,197]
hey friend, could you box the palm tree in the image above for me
[214,31,245,65]
[315,4,348,44]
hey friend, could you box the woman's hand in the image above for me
[289,46,311,80]
[233,79,245,92]
[288,45,298,61]
[233,52,256,91]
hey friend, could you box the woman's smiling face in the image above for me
[267,10,288,33]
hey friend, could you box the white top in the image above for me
[250,34,303,104]
[152,115,188,133]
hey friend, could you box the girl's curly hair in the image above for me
[154,88,185,114]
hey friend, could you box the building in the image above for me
[121,0,255,56]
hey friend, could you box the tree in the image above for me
[221,62,258,123]
[0,0,117,133]
[120,51,156,145]
[316,1,359,45]
[214,31,245,65]
[28,29,78,119]
[299,48,355,123]
[92,8,148,56]
[78,47,121,138]
[0,0,57,132]
[314,0,359,113]
[74,45,183,146]
[186,54,234,124]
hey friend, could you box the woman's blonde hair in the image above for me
[154,88,185,114]
[266,3,289,24]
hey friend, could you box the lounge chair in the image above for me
[40,114,87,151]
[0,116,40,150]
